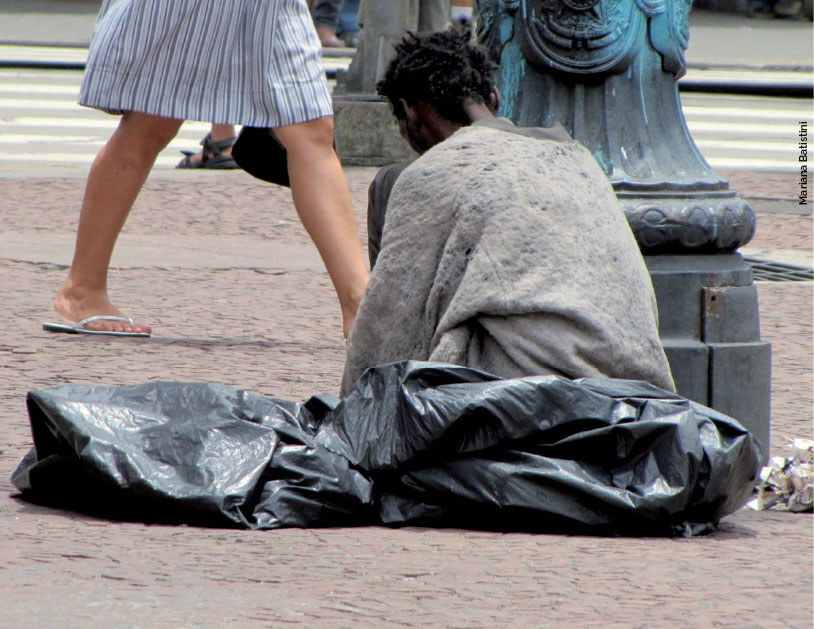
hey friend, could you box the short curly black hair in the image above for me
[376,28,498,125]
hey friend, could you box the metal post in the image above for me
[476,0,771,454]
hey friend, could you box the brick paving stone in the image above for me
[0,169,811,627]
[719,169,806,202]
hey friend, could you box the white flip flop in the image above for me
[42,315,151,338]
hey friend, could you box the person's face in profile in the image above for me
[397,99,447,155]
[398,110,433,154]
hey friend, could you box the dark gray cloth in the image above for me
[313,0,360,33]
[367,161,410,268]
[312,0,341,29]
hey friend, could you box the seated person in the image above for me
[341,29,675,396]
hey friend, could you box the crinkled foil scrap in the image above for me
[748,438,814,512]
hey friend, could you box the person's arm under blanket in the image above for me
[367,161,411,269]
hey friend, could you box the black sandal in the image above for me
[176,133,239,169]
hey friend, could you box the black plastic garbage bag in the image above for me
[11,361,762,535]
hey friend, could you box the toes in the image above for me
[83,319,151,334]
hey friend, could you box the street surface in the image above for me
[1,65,811,174]
[0,4,812,628]
[0,167,811,628]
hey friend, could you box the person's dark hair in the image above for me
[377,28,498,125]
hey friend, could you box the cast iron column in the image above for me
[476,0,771,454]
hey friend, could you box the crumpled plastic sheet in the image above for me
[11,361,763,536]
[747,438,813,512]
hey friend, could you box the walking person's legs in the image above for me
[54,111,184,334]
[274,116,369,337]
[311,0,345,46]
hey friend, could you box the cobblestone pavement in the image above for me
[0,169,811,627]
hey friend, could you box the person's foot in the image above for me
[177,133,238,169]
[773,0,804,16]
[747,1,776,16]
[181,146,233,166]
[317,26,345,48]
[54,283,151,335]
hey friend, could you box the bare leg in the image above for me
[54,111,184,333]
[316,26,345,47]
[275,116,369,337]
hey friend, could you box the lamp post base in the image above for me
[646,253,771,460]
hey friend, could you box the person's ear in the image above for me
[489,87,501,114]
[400,98,421,128]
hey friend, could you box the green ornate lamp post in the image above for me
[476,0,770,453]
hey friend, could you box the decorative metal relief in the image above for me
[519,0,646,76]
[624,196,756,253]
[475,0,515,63]
[648,0,691,76]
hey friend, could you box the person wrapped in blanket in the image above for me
[341,28,675,395]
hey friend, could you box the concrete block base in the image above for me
[647,253,771,460]
[333,97,416,167]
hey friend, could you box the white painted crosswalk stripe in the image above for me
[693,139,790,152]
[0,66,810,174]
[686,121,790,135]
[0,43,353,71]
[682,106,811,121]
[5,117,211,133]
[0,82,80,94]
[1,133,216,150]
[1,97,97,109]
[0,44,88,64]
[680,92,810,171]
[0,152,193,167]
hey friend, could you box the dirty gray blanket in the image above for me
[343,124,675,395]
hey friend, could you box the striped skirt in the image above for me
[78,0,333,127]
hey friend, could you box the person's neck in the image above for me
[463,100,497,124]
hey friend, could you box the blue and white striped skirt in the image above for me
[78,0,333,127]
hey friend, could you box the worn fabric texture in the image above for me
[342,123,676,395]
